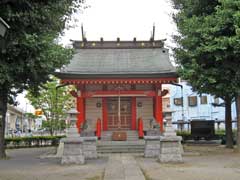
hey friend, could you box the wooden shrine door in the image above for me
[107,97,132,130]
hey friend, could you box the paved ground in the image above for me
[0,147,106,180]
[104,154,145,180]
[0,145,240,180]
[138,145,240,180]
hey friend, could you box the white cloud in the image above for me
[61,0,177,48]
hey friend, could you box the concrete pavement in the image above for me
[104,154,145,180]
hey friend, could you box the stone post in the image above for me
[158,119,183,163]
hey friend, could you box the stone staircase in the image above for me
[97,140,145,153]
[98,130,144,153]
[100,130,139,141]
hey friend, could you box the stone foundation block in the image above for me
[63,143,83,155]
[144,136,160,158]
[81,136,98,159]
[61,138,85,165]
[159,154,182,163]
[158,136,183,163]
[61,155,85,164]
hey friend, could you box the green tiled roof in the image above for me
[56,48,177,78]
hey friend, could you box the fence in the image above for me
[172,120,237,132]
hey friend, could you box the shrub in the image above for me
[5,135,66,148]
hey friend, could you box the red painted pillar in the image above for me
[102,97,108,131]
[131,97,137,130]
[155,84,163,132]
[76,92,85,133]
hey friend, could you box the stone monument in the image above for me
[158,119,183,163]
[61,108,85,164]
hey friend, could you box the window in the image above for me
[188,96,197,106]
[200,96,208,104]
[214,97,219,104]
[174,98,183,106]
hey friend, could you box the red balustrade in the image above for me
[138,117,144,138]
[96,118,102,139]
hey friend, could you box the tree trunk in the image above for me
[236,95,240,151]
[0,90,8,159]
[225,96,233,148]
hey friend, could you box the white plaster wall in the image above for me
[136,97,153,130]
[85,98,102,130]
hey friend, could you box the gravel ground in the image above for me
[0,147,107,180]
[137,145,240,180]
[0,145,240,180]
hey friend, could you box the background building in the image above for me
[168,81,237,130]
[5,105,39,136]
[5,105,25,136]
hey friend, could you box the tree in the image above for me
[172,0,240,148]
[0,0,83,158]
[26,76,74,135]
[236,96,240,151]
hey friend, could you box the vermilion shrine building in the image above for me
[56,38,177,137]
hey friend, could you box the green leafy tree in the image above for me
[236,96,240,150]
[172,0,240,148]
[0,0,84,158]
[26,76,74,135]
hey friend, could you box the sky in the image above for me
[17,0,177,112]
[60,0,177,47]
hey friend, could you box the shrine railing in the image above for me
[138,117,144,138]
[96,118,102,139]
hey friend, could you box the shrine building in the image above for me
[56,37,177,138]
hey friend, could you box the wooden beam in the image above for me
[83,90,156,98]
[61,77,177,85]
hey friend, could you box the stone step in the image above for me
[98,149,144,153]
[101,137,139,141]
[97,140,145,153]
[98,147,144,153]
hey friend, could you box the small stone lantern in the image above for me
[66,108,79,138]
[61,108,85,164]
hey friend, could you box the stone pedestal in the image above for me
[82,136,98,159]
[158,121,183,163]
[144,136,160,158]
[61,138,85,165]
[159,136,183,163]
